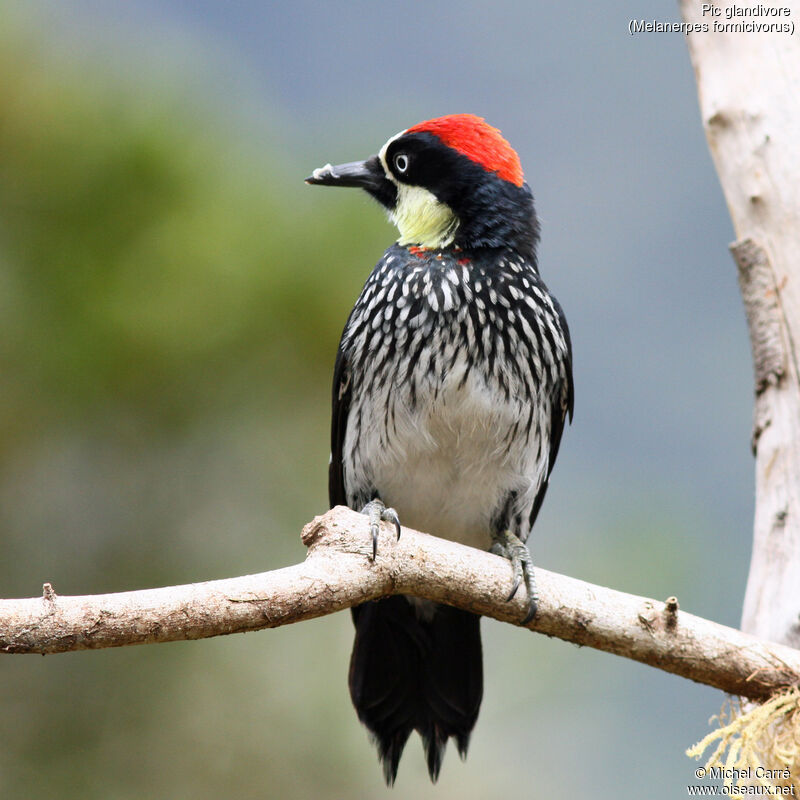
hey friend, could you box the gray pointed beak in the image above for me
[305,155,397,210]
[305,158,380,188]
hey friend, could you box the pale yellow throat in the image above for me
[390,184,459,249]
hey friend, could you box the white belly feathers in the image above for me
[345,352,549,550]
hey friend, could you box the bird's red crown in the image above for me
[407,114,524,187]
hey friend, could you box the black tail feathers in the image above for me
[348,595,483,784]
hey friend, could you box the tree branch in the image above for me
[1,506,799,701]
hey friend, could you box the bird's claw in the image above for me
[360,499,401,560]
[491,530,538,623]
[505,574,522,603]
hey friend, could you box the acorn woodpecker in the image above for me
[306,114,573,784]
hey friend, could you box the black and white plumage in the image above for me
[307,114,573,784]
[333,244,570,547]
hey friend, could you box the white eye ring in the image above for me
[394,153,409,173]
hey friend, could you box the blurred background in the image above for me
[0,2,754,798]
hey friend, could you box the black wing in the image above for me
[329,342,352,508]
[528,296,574,528]
[547,295,574,475]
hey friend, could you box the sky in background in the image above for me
[2,2,759,798]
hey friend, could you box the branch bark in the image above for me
[681,1,800,648]
[2,506,799,701]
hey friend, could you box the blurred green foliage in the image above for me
[0,16,418,799]
[0,15,389,447]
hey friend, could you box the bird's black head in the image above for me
[306,114,539,257]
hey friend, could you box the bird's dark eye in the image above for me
[393,153,410,174]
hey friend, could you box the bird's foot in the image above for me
[360,499,401,560]
[490,530,538,624]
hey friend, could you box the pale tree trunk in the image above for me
[681,1,800,647]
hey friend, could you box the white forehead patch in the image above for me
[378,128,408,174]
